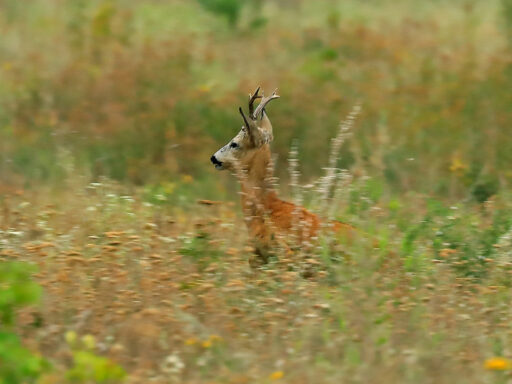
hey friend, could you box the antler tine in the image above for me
[248,86,262,116]
[252,88,280,119]
[239,107,251,131]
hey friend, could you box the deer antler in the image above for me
[252,89,280,120]
[248,86,262,116]
[239,87,279,142]
[239,107,252,131]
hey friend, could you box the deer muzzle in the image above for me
[210,155,224,170]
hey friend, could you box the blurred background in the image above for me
[1,0,511,204]
[2,2,512,382]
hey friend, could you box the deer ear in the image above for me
[239,107,250,130]
[258,113,273,142]
[239,106,270,146]
[239,106,258,145]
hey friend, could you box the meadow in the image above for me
[1,0,512,382]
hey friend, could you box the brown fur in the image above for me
[237,144,353,263]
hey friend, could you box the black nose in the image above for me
[210,155,222,166]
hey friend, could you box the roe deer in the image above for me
[210,87,353,265]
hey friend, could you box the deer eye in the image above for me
[230,142,239,149]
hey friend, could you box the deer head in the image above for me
[210,87,279,171]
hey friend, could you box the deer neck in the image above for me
[237,144,279,214]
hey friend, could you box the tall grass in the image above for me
[2,165,512,382]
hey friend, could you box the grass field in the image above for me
[1,0,512,383]
[3,176,512,383]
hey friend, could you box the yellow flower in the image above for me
[81,334,96,349]
[202,340,212,348]
[197,84,212,93]
[449,156,467,173]
[208,334,222,342]
[269,371,284,380]
[484,357,511,370]
[162,182,175,194]
[65,330,77,345]
[184,337,198,346]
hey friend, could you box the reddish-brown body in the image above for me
[238,142,352,263]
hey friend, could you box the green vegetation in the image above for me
[1,0,512,382]
[0,263,48,384]
[65,332,126,383]
[0,262,125,383]
[196,0,245,27]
